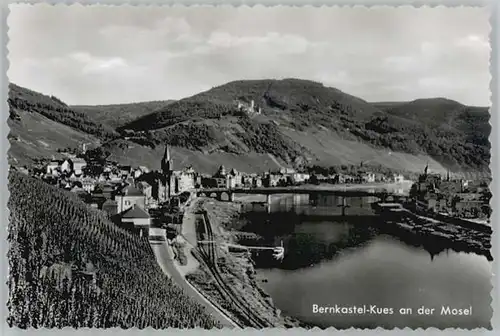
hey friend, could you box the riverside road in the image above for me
[150,242,239,328]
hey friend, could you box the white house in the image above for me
[133,168,143,179]
[292,173,310,184]
[73,158,87,175]
[81,177,95,193]
[362,172,376,183]
[227,175,237,189]
[393,173,405,183]
[46,160,60,175]
[61,159,73,174]
[173,166,196,194]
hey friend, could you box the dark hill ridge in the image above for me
[8,83,117,140]
[118,79,490,172]
[375,97,482,127]
[373,98,491,169]
[120,79,382,132]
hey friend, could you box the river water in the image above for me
[242,187,492,329]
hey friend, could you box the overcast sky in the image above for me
[8,5,491,106]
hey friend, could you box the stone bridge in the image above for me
[197,189,236,202]
[196,187,407,204]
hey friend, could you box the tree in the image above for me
[309,174,319,185]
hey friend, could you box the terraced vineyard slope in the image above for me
[7,171,220,329]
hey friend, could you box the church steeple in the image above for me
[162,144,172,174]
[161,144,174,200]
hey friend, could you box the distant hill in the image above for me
[8,108,101,166]
[372,98,491,170]
[9,80,490,174]
[8,83,117,139]
[7,171,219,329]
[7,83,110,166]
[72,100,175,129]
[117,79,490,173]
[374,97,488,129]
[120,78,382,132]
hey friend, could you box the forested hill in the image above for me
[8,83,117,139]
[372,98,491,169]
[118,79,490,173]
[7,171,219,329]
[120,78,382,132]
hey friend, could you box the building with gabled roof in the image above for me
[61,159,73,174]
[115,184,146,213]
[214,165,226,178]
[72,158,87,175]
[120,204,151,237]
[102,199,118,218]
[46,160,61,175]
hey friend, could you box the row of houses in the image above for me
[196,165,407,190]
[307,172,405,185]
[46,157,87,176]
[45,157,152,181]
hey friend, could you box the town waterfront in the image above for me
[247,193,492,329]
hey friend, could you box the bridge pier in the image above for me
[266,194,271,213]
[229,192,235,202]
[337,196,350,216]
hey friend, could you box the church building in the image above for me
[161,145,177,200]
[158,144,197,201]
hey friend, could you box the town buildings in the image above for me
[410,166,490,219]
[174,166,196,193]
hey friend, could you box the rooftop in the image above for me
[377,203,402,208]
[121,204,150,219]
[102,199,117,206]
[121,184,144,197]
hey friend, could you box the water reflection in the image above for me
[258,235,492,329]
[237,192,492,329]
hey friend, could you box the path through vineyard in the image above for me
[150,240,239,328]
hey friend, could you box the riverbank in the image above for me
[304,180,413,192]
[186,197,306,328]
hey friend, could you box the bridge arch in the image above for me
[220,192,230,201]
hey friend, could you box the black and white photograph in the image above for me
[5,3,493,330]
